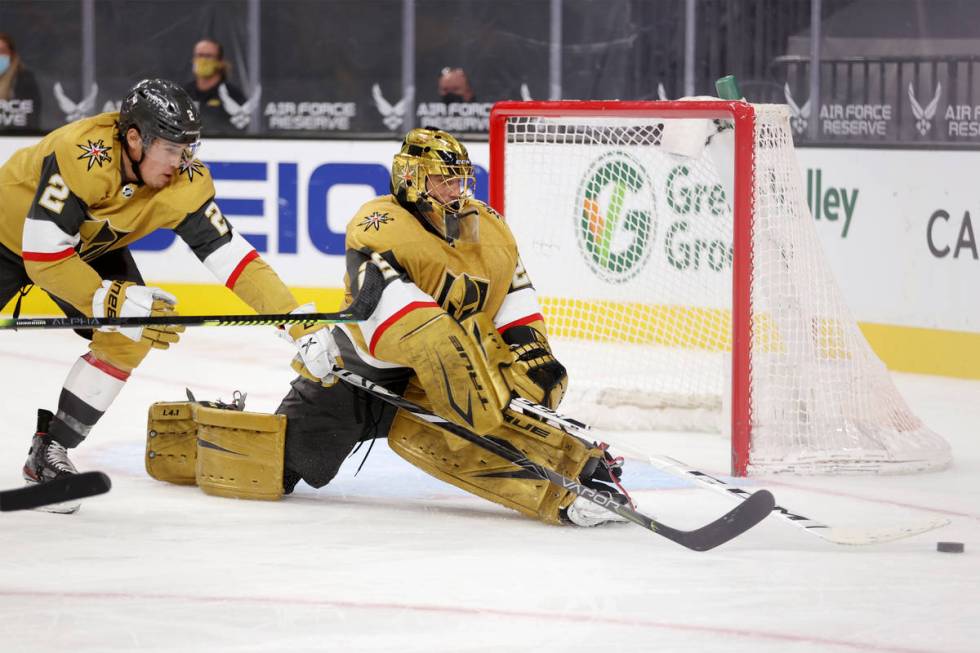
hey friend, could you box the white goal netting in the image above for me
[497,103,950,475]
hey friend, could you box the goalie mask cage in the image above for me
[488,100,950,476]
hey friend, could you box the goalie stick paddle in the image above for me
[0,471,111,512]
[0,263,386,332]
[332,368,774,551]
[507,397,951,546]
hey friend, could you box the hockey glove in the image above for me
[279,303,341,380]
[91,280,185,349]
[504,333,568,409]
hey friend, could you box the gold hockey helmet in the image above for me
[391,127,476,241]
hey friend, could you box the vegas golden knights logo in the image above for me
[437,271,489,322]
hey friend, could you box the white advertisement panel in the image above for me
[0,136,975,333]
[796,148,979,333]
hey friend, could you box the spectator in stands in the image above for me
[438,67,476,103]
[183,38,249,134]
[0,32,40,132]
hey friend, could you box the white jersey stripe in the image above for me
[22,218,81,254]
[493,287,544,331]
[202,231,255,286]
[360,278,436,347]
[336,324,406,370]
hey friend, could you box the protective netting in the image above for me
[499,104,950,474]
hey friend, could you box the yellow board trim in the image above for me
[857,322,980,380]
[1,283,348,316]
[4,287,978,379]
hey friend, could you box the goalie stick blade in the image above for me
[642,454,952,546]
[0,472,111,512]
[651,489,775,551]
[808,518,951,546]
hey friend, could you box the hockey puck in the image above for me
[937,542,964,553]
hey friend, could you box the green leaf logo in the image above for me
[576,152,656,283]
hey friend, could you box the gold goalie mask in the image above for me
[391,127,479,243]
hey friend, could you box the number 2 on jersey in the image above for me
[205,201,229,236]
[39,173,70,214]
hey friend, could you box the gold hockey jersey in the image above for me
[0,112,295,315]
[336,195,547,374]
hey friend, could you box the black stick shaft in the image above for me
[1,265,385,331]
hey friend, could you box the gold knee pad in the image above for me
[388,408,600,524]
[146,401,286,500]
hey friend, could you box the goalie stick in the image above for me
[507,397,951,546]
[0,471,111,512]
[332,368,775,551]
[0,264,386,332]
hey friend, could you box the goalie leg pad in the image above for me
[388,407,602,524]
[194,405,287,501]
[146,401,198,485]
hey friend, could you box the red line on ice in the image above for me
[0,588,948,653]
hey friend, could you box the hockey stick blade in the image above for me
[650,455,950,546]
[0,471,111,512]
[332,368,774,550]
[0,263,385,332]
[651,488,774,551]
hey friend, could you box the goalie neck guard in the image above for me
[391,127,478,243]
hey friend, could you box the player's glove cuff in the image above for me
[278,303,341,380]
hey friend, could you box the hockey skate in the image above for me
[563,481,632,527]
[22,409,81,514]
[563,447,633,527]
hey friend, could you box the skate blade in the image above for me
[32,500,81,514]
[22,480,81,514]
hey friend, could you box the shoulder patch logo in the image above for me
[76,139,112,171]
[179,156,205,182]
[358,211,393,231]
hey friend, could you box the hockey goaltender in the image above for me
[147,127,633,527]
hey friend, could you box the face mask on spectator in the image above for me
[193,57,221,78]
[0,55,10,76]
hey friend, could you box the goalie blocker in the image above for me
[147,312,626,525]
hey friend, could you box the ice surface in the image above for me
[1,328,977,652]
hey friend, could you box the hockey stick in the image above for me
[0,471,111,512]
[506,397,951,546]
[642,455,951,545]
[332,368,775,551]
[0,265,386,332]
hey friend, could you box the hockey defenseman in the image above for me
[0,79,332,505]
[272,127,631,526]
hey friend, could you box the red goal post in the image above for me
[488,100,950,477]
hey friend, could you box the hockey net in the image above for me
[489,100,951,476]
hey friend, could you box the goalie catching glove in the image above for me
[501,326,567,409]
[91,280,185,349]
[278,303,342,379]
